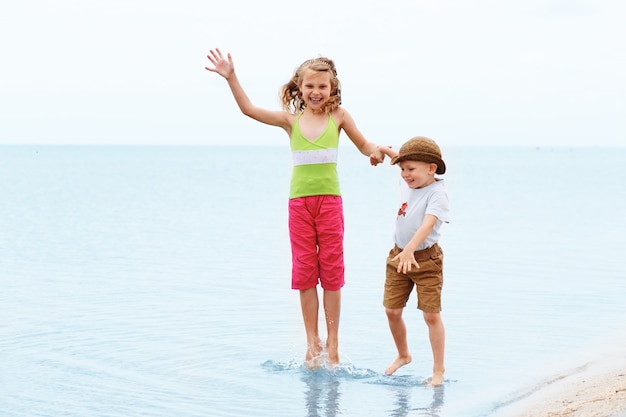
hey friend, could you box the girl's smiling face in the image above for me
[300,70,332,112]
[398,160,437,189]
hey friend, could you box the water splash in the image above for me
[260,356,455,388]
[260,356,378,381]
[261,359,303,373]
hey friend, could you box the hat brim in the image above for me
[391,153,446,174]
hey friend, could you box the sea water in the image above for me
[1,145,625,417]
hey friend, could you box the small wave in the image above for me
[485,363,590,415]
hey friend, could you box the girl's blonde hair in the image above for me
[280,57,342,114]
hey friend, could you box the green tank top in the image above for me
[289,113,341,199]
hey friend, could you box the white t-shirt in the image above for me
[394,179,450,250]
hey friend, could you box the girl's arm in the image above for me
[206,48,293,131]
[334,108,385,165]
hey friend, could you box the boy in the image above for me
[378,136,450,386]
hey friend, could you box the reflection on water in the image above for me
[264,359,448,417]
[302,371,341,417]
[384,379,445,417]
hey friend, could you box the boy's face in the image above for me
[398,160,437,189]
[300,70,332,112]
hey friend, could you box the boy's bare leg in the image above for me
[423,312,445,386]
[323,289,341,366]
[385,307,412,375]
[300,287,322,368]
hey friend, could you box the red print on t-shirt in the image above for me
[397,202,408,217]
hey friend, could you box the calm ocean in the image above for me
[1,145,625,417]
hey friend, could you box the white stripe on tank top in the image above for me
[292,148,338,166]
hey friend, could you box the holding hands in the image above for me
[373,145,397,165]
[369,147,386,166]
[205,48,234,79]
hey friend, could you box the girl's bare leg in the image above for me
[323,289,341,366]
[385,307,412,375]
[300,287,322,367]
[423,312,445,386]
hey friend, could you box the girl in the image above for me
[205,48,384,367]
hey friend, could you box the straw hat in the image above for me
[390,136,446,174]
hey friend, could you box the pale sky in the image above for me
[1,0,624,147]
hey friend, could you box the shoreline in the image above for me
[492,350,626,417]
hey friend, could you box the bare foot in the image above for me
[385,355,412,375]
[326,343,339,368]
[304,356,323,369]
[425,370,445,386]
[304,345,323,369]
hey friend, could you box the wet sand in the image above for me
[493,350,626,417]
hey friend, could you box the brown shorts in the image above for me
[383,243,444,312]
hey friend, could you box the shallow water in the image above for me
[1,145,625,416]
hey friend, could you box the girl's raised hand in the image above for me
[205,48,234,79]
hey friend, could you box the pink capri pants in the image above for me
[288,195,345,291]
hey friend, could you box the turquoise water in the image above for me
[1,145,625,416]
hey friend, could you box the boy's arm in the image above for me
[379,146,399,161]
[392,214,438,273]
[206,48,292,131]
[367,145,396,167]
